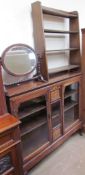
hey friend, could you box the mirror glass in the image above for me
[1,44,37,76]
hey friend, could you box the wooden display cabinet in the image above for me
[32,1,81,80]
[5,74,82,173]
[0,1,82,174]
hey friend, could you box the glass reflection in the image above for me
[3,45,37,76]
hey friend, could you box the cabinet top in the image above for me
[0,113,20,133]
[5,72,81,98]
[32,1,78,18]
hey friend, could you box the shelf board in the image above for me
[52,109,60,119]
[42,6,78,18]
[44,29,79,34]
[52,115,61,128]
[19,104,46,120]
[48,65,80,74]
[2,167,14,175]
[64,100,78,112]
[64,89,78,99]
[20,114,47,137]
[46,48,79,55]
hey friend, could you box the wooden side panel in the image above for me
[81,29,85,124]
[32,1,49,80]
[70,13,81,65]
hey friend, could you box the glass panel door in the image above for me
[20,94,50,159]
[51,100,62,141]
[64,82,79,130]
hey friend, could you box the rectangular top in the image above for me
[42,5,78,18]
[4,72,81,98]
[0,113,20,133]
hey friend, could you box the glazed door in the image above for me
[9,87,52,161]
[50,84,62,141]
[63,78,81,133]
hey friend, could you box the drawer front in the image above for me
[0,128,19,152]
[50,85,60,102]
[0,134,14,152]
[53,127,61,141]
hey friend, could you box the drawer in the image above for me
[0,128,19,152]
[53,127,61,141]
[0,133,14,152]
[50,85,60,102]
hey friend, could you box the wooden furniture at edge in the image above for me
[0,63,23,175]
[0,63,7,115]
[5,72,82,174]
[0,113,23,175]
[81,28,85,130]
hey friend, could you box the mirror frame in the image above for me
[1,43,37,76]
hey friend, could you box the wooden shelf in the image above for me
[52,115,60,128]
[20,113,47,137]
[48,65,80,74]
[52,108,60,118]
[44,29,79,34]
[64,89,77,99]
[64,100,78,112]
[46,48,79,55]
[42,6,78,18]
[19,104,46,120]
[2,167,14,175]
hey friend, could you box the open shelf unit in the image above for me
[32,1,81,80]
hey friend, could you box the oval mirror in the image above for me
[1,43,37,76]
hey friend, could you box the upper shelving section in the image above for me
[32,1,81,80]
[42,6,78,18]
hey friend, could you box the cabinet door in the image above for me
[10,88,52,160]
[63,78,81,132]
[50,84,62,141]
[51,100,62,141]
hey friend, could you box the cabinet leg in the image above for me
[78,128,83,136]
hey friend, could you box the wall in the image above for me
[0,0,84,55]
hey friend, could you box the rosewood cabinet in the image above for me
[5,74,82,173]
[81,28,85,129]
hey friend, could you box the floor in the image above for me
[29,132,85,175]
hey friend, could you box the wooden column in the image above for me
[0,62,7,115]
[81,28,85,128]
